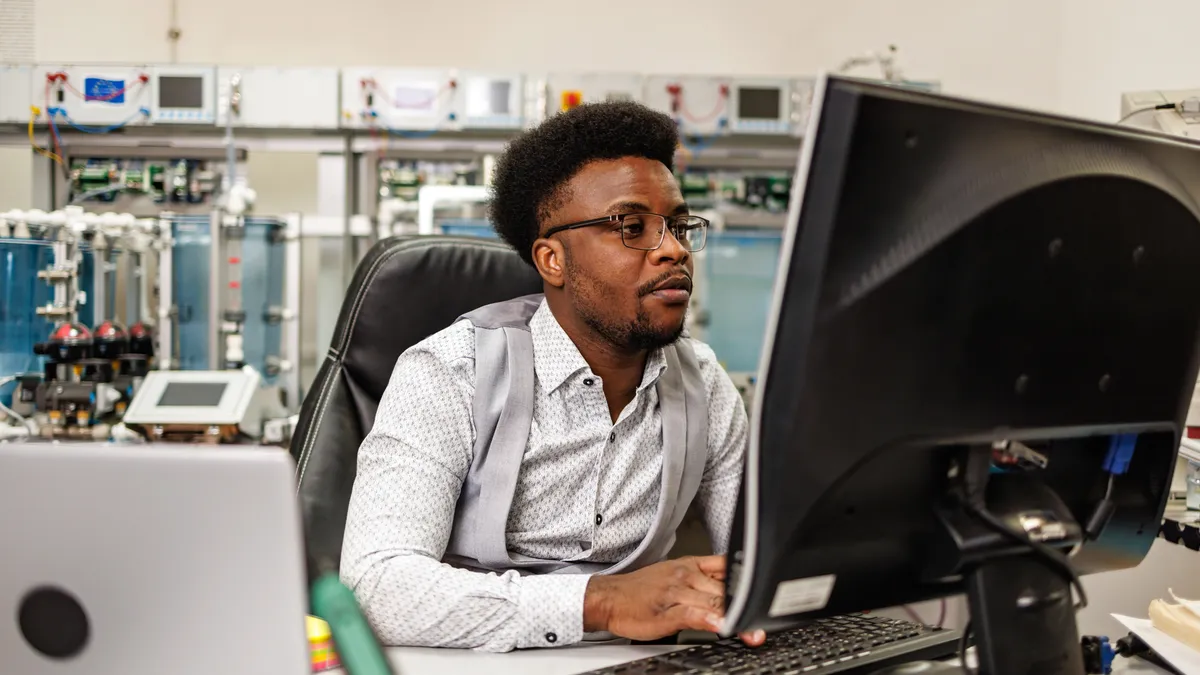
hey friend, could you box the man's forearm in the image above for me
[344,552,591,652]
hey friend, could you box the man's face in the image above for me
[543,156,694,352]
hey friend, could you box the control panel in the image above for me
[644,75,733,137]
[34,65,152,127]
[730,78,792,135]
[545,73,644,115]
[342,67,458,131]
[150,66,216,124]
[216,67,340,129]
[456,72,524,129]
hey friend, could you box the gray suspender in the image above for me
[443,294,708,577]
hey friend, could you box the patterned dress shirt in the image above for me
[340,299,747,651]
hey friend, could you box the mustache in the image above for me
[637,269,693,297]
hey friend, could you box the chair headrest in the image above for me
[333,235,544,408]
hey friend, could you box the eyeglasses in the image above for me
[543,213,709,252]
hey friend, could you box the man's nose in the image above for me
[649,226,690,266]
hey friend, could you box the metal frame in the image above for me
[281,214,302,409]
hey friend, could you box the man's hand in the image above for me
[584,555,766,646]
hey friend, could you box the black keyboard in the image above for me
[578,615,961,675]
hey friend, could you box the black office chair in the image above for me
[289,235,543,579]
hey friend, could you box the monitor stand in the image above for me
[935,446,1086,675]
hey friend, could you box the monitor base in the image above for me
[965,551,1084,674]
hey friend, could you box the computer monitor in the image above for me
[722,75,1200,675]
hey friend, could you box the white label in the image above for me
[768,574,836,617]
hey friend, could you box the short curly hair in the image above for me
[489,101,678,266]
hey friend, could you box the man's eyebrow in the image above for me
[669,202,690,216]
[606,201,653,214]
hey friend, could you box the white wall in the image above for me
[32,0,1064,111]
[1059,0,1200,121]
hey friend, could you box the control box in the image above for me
[0,65,32,123]
[33,64,153,127]
[341,67,458,131]
[150,66,216,124]
[217,67,340,129]
[455,72,524,130]
[544,73,644,117]
[729,78,792,135]
[644,75,733,137]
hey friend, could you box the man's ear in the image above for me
[532,237,566,288]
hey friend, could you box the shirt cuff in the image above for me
[514,572,592,649]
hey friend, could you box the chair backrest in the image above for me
[289,235,543,578]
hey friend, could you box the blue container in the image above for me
[701,230,783,373]
[0,237,109,399]
[167,216,285,382]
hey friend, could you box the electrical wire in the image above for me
[960,499,1089,610]
[1118,102,1176,124]
[900,605,925,625]
[28,107,63,166]
[49,107,150,134]
[61,76,146,103]
[958,620,974,675]
[673,88,728,124]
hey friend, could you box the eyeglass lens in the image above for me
[620,215,707,251]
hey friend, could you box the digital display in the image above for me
[467,80,511,117]
[738,87,782,121]
[157,382,227,407]
[158,76,205,109]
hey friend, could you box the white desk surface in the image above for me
[317,644,1170,675]
[324,644,677,675]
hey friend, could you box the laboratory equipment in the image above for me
[215,67,341,129]
[729,78,793,135]
[644,75,733,137]
[122,368,279,442]
[456,72,524,129]
[723,75,1200,675]
[0,442,310,675]
[149,65,216,124]
[341,67,458,131]
[161,212,300,408]
[544,72,644,115]
[33,65,152,127]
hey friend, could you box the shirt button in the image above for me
[545,632,558,644]
[609,432,616,443]
[595,513,603,526]
[583,377,595,386]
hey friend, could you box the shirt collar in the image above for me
[530,299,669,395]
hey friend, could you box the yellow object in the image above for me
[561,90,583,111]
[307,615,341,671]
[28,106,64,166]
[1150,592,1200,654]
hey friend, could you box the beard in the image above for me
[565,253,686,352]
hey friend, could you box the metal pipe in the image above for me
[282,213,302,410]
[208,210,221,369]
[342,134,356,286]
[156,218,174,370]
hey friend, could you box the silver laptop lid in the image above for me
[0,442,310,675]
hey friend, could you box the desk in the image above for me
[319,644,1171,675]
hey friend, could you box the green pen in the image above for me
[310,563,395,675]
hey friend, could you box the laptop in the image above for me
[0,442,310,675]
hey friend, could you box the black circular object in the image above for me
[18,586,90,659]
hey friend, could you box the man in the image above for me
[341,101,763,652]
